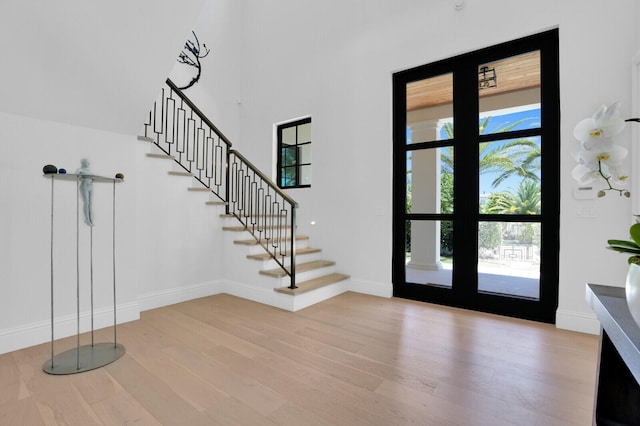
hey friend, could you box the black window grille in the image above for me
[277,118,311,189]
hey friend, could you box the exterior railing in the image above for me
[143,79,298,288]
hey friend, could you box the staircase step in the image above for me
[247,247,321,260]
[220,213,288,219]
[146,152,175,160]
[234,235,309,245]
[260,260,335,278]
[138,136,155,143]
[206,201,228,206]
[168,171,193,177]
[223,225,291,232]
[274,273,350,295]
[223,225,248,232]
[187,187,212,192]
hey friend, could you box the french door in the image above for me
[392,30,560,323]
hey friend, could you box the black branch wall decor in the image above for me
[177,31,210,90]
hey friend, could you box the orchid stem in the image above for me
[597,160,629,196]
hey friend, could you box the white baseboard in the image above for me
[555,308,601,335]
[0,302,139,356]
[137,280,224,312]
[222,279,294,311]
[348,278,393,298]
[1,278,395,355]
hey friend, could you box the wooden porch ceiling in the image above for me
[406,51,541,111]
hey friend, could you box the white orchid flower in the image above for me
[572,102,629,197]
[574,102,626,149]
[571,164,599,185]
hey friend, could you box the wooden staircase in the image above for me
[139,136,350,308]
[220,216,350,295]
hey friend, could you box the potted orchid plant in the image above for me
[608,221,640,327]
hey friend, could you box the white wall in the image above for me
[168,0,245,145]
[0,112,139,352]
[0,113,226,355]
[0,0,204,135]
[134,141,225,311]
[199,0,637,332]
[0,0,228,354]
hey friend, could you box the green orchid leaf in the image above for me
[607,239,640,250]
[631,223,640,246]
[607,246,640,255]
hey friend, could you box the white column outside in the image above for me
[407,119,442,271]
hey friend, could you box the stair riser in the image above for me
[221,216,292,232]
[270,265,337,288]
[256,252,322,270]
[235,238,309,254]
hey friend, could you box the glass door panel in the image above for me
[479,137,541,214]
[406,73,454,144]
[407,148,454,214]
[478,50,541,130]
[477,221,540,300]
[405,219,453,288]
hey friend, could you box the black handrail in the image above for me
[228,149,298,208]
[143,79,297,288]
[165,79,232,147]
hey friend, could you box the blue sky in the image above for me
[407,105,542,196]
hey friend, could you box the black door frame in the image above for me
[392,29,560,323]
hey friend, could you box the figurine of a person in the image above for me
[76,158,94,226]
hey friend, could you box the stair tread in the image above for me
[260,260,335,278]
[234,235,308,245]
[168,171,193,177]
[247,247,321,260]
[187,187,212,192]
[274,273,350,295]
[137,136,155,142]
[206,201,228,206]
[146,152,174,160]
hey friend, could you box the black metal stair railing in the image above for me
[143,79,231,202]
[143,79,298,289]
[228,150,298,288]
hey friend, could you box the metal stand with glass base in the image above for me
[43,173,125,375]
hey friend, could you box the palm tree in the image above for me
[486,180,541,215]
[490,139,540,187]
[439,118,540,186]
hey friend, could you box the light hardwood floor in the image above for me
[1,292,599,425]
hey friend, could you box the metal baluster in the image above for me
[290,206,297,289]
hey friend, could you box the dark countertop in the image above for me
[587,283,640,383]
